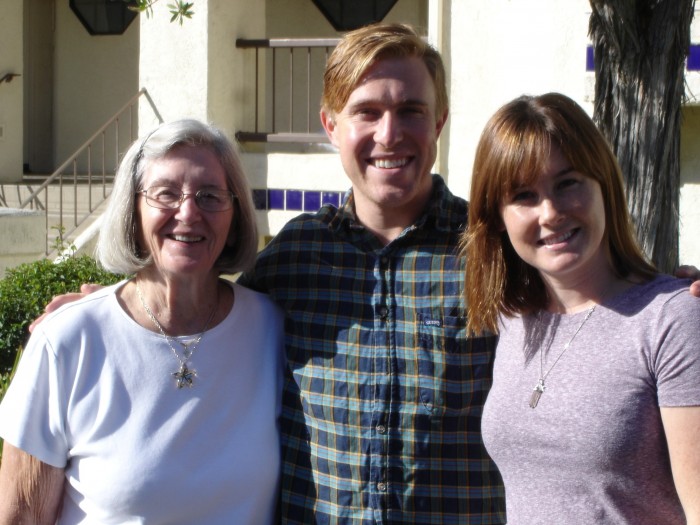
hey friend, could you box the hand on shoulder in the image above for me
[29,283,105,332]
[674,265,700,298]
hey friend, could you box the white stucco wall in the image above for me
[0,209,45,278]
[138,2,210,129]
[683,12,700,265]
[680,105,700,266]
[138,1,266,136]
[54,2,139,168]
[208,0,266,138]
[267,0,340,37]
[266,0,426,37]
[0,0,24,182]
[445,0,591,198]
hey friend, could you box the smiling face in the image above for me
[136,145,233,280]
[499,145,609,288]
[321,56,447,227]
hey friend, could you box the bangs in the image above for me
[498,123,553,196]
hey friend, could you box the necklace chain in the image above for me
[529,306,596,409]
[135,281,216,389]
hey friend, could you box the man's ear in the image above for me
[320,108,339,148]
[435,109,448,139]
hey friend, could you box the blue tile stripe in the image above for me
[586,44,700,72]
[586,45,595,72]
[689,44,700,71]
[252,189,342,212]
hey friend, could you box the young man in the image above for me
[238,23,505,524]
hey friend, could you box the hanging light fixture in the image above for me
[312,0,398,31]
[70,0,139,35]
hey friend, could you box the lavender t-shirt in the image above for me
[482,275,700,524]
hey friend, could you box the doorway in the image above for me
[24,0,55,174]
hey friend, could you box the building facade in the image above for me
[1,0,698,264]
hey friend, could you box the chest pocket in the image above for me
[416,312,495,416]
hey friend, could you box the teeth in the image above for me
[542,230,574,246]
[373,158,409,169]
[172,235,203,243]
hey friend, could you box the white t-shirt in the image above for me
[0,280,284,525]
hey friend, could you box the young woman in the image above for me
[463,93,700,524]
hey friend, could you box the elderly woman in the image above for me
[0,119,284,524]
[463,93,700,524]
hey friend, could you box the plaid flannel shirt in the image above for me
[240,175,505,524]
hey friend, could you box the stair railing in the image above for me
[16,88,163,255]
[235,37,339,143]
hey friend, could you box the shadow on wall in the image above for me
[679,105,700,265]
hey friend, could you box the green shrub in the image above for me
[0,346,21,398]
[0,256,125,375]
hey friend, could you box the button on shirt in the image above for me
[240,175,505,524]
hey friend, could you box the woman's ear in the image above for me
[496,208,507,232]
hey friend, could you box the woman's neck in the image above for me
[542,266,636,314]
[126,271,230,335]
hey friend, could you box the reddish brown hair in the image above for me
[462,93,655,334]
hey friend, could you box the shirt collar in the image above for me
[328,174,465,235]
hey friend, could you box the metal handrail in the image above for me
[236,38,340,48]
[235,37,339,143]
[13,88,163,255]
[19,88,162,207]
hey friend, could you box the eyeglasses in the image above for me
[138,186,235,212]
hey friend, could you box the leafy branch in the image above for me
[129,0,195,25]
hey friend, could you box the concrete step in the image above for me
[0,180,113,257]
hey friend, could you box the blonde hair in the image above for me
[321,22,448,118]
[462,93,655,334]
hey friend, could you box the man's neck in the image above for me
[352,193,432,246]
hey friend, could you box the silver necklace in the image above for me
[529,306,596,409]
[135,281,216,389]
